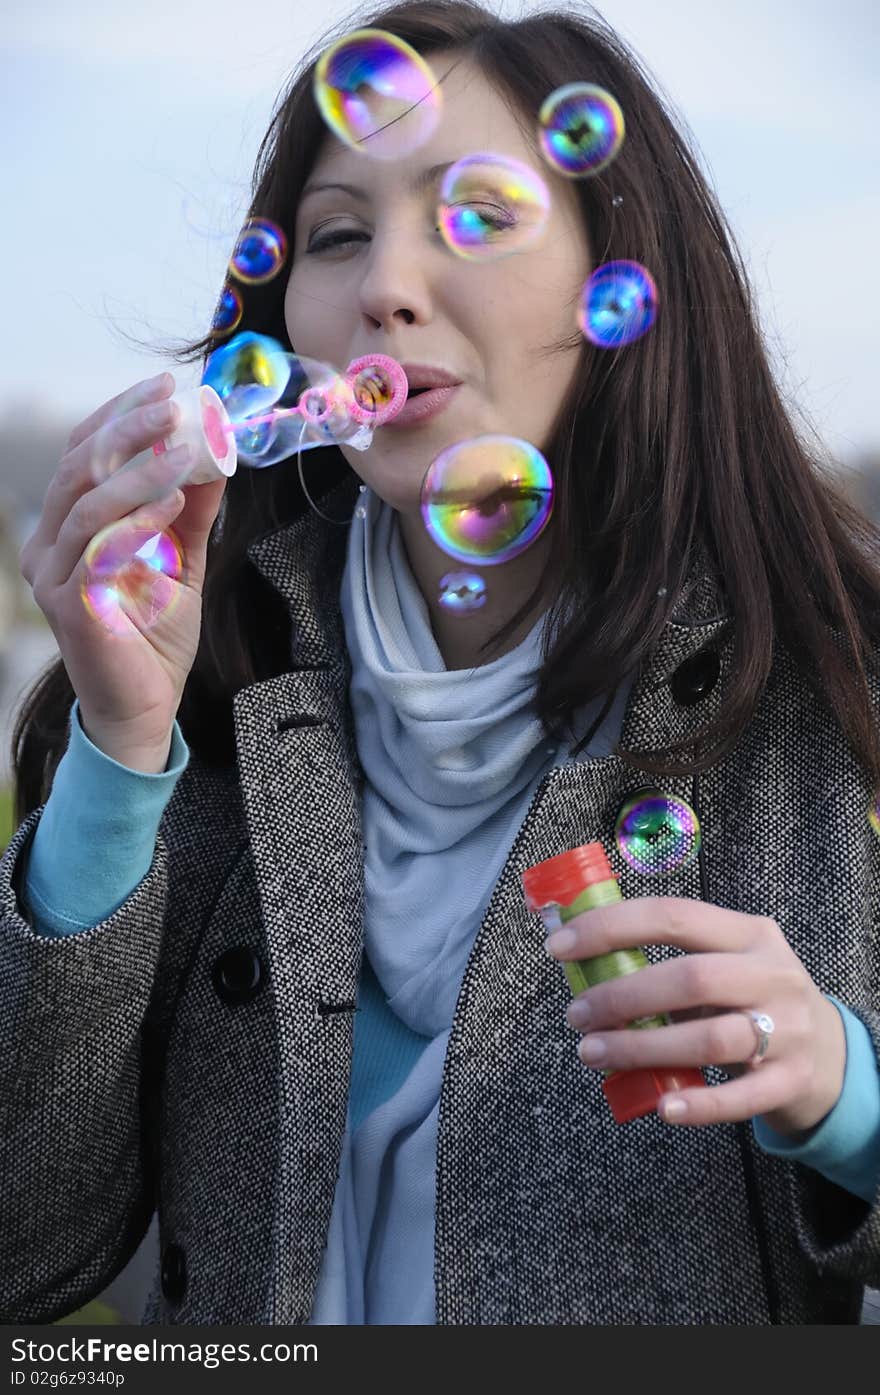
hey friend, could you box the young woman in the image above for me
[3,0,880,1326]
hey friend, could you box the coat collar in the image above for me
[245,472,735,756]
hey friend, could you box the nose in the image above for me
[356,226,434,333]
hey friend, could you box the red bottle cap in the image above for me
[603,1066,706,1123]
[521,841,617,911]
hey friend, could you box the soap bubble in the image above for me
[211,285,243,337]
[81,519,185,637]
[614,790,701,875]
[313,28,441,161]
[346,354,409,424]
[578,260,658,349]
[420,435,554,565]
[537,83,625,178]
[437,153,550,261]
[869,795,880,840]
[438,571,487,614]
[203,331,292,421]
[229,217,288,284]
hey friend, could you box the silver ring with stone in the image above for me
[741,1009,775,1066]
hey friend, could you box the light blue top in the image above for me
[21,613,880,1325]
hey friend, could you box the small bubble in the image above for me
[612,194,624,207]
[438,571,487,614]
[578,260,658,349]
[229,217,287,285]
[537,82,625,179]
[615,790,701,876]
[211,284,243,337]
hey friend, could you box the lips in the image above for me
[383,382,461,428]
[399,363,462,393]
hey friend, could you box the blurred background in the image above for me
[1,0,877,1325]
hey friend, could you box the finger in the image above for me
[657,1064,792,1127]
[565,953,763,1030]
[65,372,175,453]
[545,895,764,960]
[33,396,182,556]
[38,443,192,592]
[160,474,228,595]
[574,1010,762,1073]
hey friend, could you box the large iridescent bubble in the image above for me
[537,83,625,178]
[578,260,658,349]
[420,435,554,565]
[313,28,442,161]
[229,217,288,285]
[614,790,701,875]
[437,153,550,261]
[81,519,185,637]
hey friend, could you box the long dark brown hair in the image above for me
[13,0,880,826]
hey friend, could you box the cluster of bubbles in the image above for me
[78,24,880,851]
[311,30,656,349]
[80,31,652,641]
[210,216,289,340]
[200,331,408,468]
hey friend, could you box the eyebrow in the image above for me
[300,160,455,205]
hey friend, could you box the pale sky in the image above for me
[2,0,877,462]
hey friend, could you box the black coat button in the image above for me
[669,649,721,706]
[160,1243,186,1304]
[211,946,265,1005]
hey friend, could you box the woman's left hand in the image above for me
[544,896,846,1134]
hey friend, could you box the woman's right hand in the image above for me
[18,372,229,772]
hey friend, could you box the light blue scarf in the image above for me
[308,485,633,1323]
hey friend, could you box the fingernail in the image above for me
[578,1036,606,1063]
[662,1099,687,1122]
[566,999,591,1029]
[544,928,577,955]
[146,401,174,427]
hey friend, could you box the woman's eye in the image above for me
[305,229,369,254]
[305,205,516,255]
[450,203,517,234]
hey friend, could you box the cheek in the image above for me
[282,274,301,340]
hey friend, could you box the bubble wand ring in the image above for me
[345,354,408,425]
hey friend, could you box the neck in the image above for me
[395,507,554,671]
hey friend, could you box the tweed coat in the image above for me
[2,473,880,1327]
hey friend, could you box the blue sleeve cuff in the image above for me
[752,995,880,1204]
[24,697,190,937]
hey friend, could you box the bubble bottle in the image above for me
[521,840,706,1123]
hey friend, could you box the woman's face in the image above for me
[285,51,591,515]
